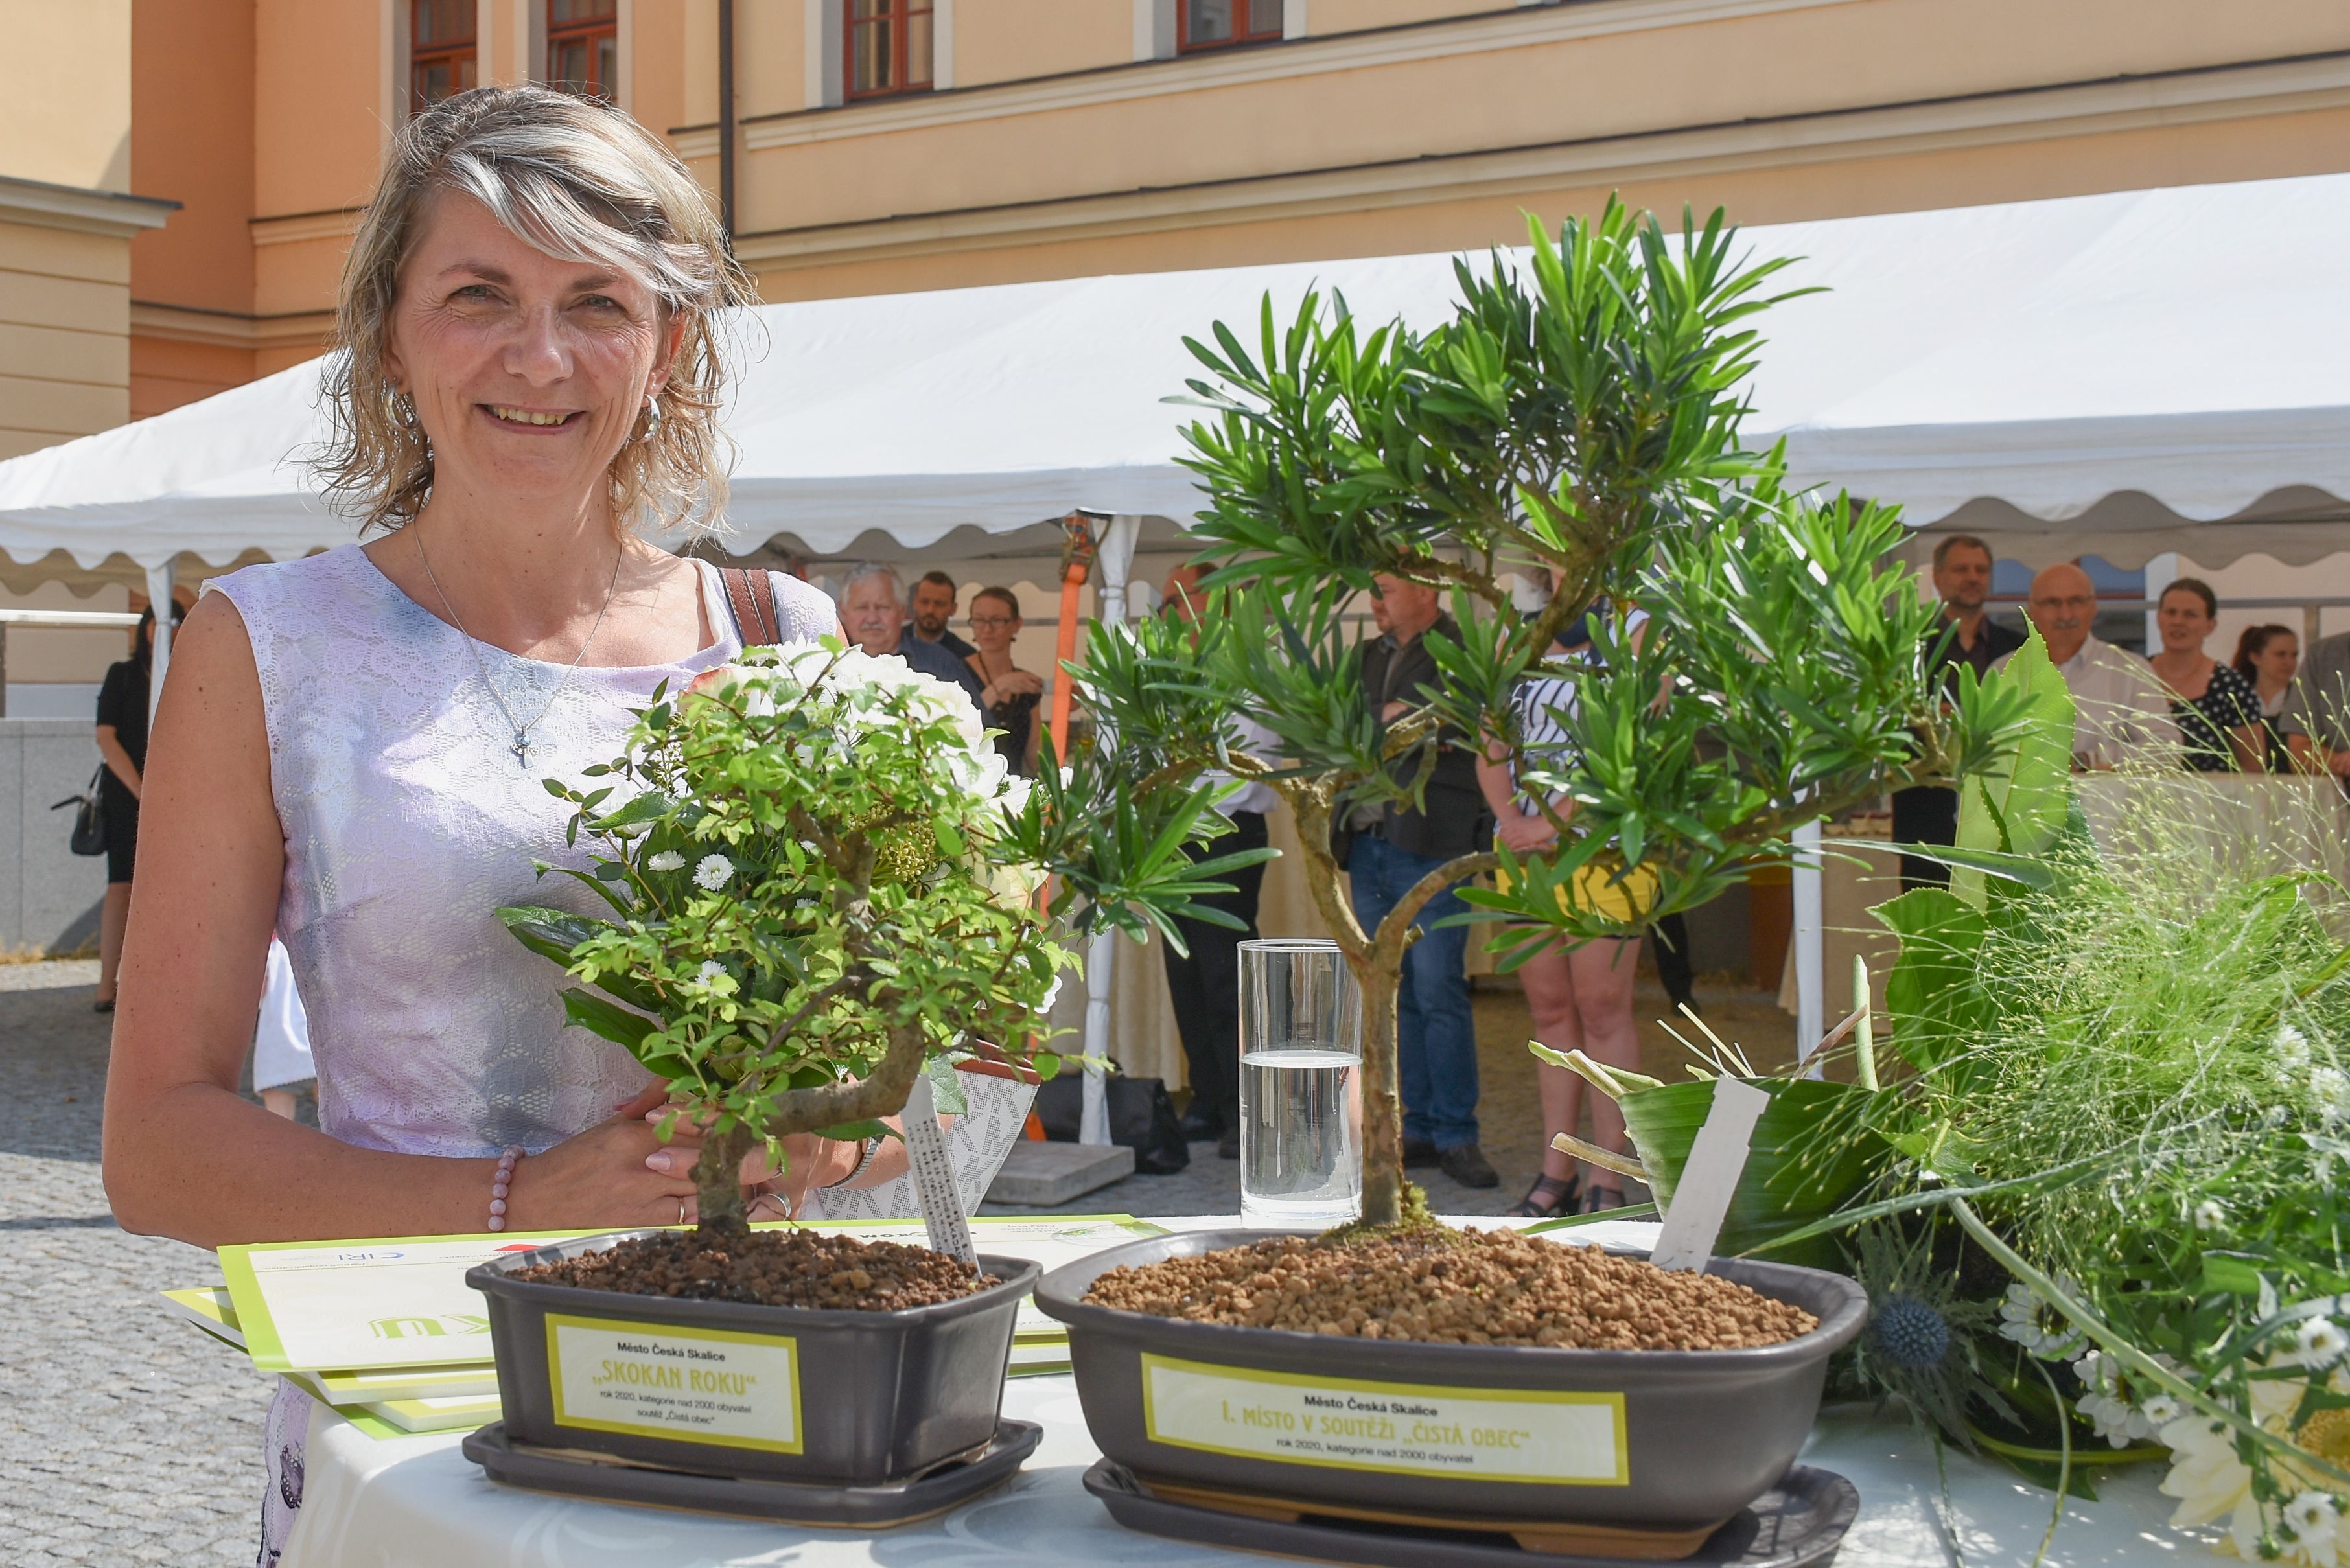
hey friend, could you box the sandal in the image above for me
[1506,1172,1580,1219]
[1579,1183,1628,1215]
[92,996,115,1013]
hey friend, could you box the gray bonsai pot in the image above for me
[1032,1229,1865,1541]
[469,1230,1038,1484]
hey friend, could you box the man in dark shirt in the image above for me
[906,570,977,661]
[837,562,988,709]
[1892,535,2024,888]
[1337,575,1498,1189]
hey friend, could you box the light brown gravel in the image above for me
[1084,1228,1817,1350]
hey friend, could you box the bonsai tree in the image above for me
[499,641,1257,1235]
[1058,201,2034,1230]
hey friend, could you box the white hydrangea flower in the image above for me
[2139,1390,2182,1427]
[2195,1199,2227,1232]
[693,854,733,892]
[647,850,685,873]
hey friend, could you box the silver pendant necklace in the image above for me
[413,529,626,768]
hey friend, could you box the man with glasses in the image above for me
[1995,561,2179,770]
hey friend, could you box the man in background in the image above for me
[1892,535,2024,887]
[1338,575,1498,1190]
[2281,630,2350,779]
[907,570,976,661]
[1158,565,1275,1160]
[837,562,988,708]
[1995,561,2179,769]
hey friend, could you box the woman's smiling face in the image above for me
[382,190,681,514]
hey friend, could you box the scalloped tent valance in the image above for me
[3,170,2348,573]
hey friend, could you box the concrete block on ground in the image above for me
[985,1140,1135,1208]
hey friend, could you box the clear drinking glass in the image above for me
[1239,938,1364,1228]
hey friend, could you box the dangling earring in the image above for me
[638,397,661,443]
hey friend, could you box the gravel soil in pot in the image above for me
[1034,1227,1867,1552]
[469,1228,1038,1487]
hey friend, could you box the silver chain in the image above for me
[413,528,625,768]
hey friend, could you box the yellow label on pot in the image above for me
[544,1314,803,1453]
[1138,1354,1627,1486]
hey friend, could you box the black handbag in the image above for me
[1032,1070,1190,1175]
[51,767,108,857]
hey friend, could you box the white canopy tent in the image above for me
[7,169,2350,1071]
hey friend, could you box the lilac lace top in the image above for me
[205,545,837,1158]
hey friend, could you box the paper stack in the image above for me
[167,1215,1162,1439]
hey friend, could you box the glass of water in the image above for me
[1239,938,1363,1228]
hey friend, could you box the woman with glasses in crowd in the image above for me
[962,586,1043,776]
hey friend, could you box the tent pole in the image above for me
[1078,515,1142,1146]
[2143,553,2178,656]
[1792,818,1824,1075]
[145,556,179,724]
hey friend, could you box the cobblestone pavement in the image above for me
[0,962,268,1566]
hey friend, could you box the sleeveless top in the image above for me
[206,545,837,1159]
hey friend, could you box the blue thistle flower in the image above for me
[1872,1294,1951,1369]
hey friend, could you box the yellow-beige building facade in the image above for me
[5,0,2350,697]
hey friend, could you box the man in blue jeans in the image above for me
[1336,575,1498,1189]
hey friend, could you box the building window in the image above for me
[1178,0,1283,52]
[547,0,618,100]
[846,0,933,100]
[410,0,478,112]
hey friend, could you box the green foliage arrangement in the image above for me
[1075,200,2033,1227]
[498,641,1257,1234]
[1594,642,2350,1563]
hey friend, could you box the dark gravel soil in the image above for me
[518,1226,1001,1309]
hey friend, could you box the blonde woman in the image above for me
[95,87,898,1552]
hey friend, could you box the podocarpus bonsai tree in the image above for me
[1059,202,2035,1230]
[499,641,1258,1235]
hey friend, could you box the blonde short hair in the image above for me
[314,85,756,536]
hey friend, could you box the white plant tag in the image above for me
[1647,1076,1769,1273]
[902,1072,977,1271]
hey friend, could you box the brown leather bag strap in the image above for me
[719,566,782,649]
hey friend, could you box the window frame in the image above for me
[1174,0,1285,55]
[545,0,620,102]
[408,0,479,115]
[843,0,935,102]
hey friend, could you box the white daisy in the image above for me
[2315,1067,2350,1125]
[2195,1199,2227,1232]
[2286,1492,2341,1565]
[647,850,685,872]
[2286,1317,2350,1371]
[693,854,733,892]
[1998,1281,2086,1359]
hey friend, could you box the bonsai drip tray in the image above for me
[462,1417,1040,1528]
[1081,1459,1858,1568]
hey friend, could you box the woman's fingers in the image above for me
[614,1081,671,1120]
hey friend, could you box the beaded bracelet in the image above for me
[486,1145,524,1232]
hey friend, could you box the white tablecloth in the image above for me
[279,1217,2218,1567]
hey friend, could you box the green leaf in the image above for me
[558,987,659,1053]
[1953,627,2075,905]
[1873,886,1991,1076]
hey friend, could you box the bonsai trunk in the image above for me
[693,1121,757,1235]
[1352,955,1407,1230]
